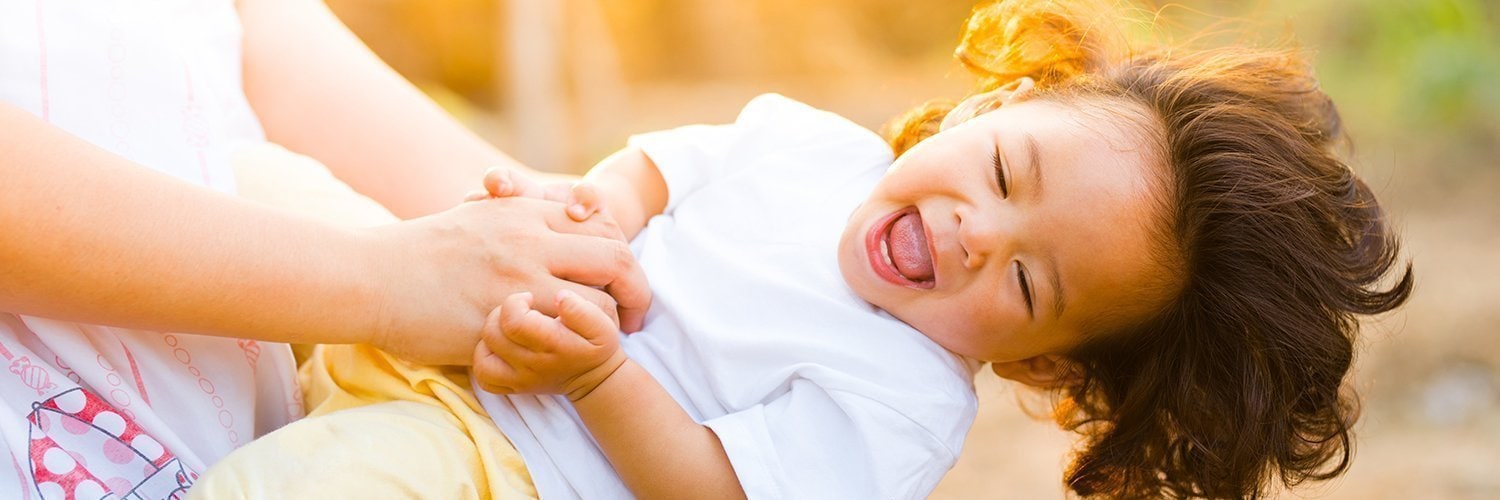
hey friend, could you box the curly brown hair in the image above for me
[884,1,1415,498]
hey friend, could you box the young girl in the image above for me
[198,0,1412,498]
[471,0,1416,495]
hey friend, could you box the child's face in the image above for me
[838,98,1169,368]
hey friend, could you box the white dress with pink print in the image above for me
[0,1,302,499]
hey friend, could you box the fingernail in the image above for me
[556,290,574,303]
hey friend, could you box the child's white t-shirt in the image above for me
[477,94,980,499]
[0,2,302,498]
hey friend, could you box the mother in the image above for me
[0,0,645,495]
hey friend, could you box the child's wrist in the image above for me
[585,171,643,233]
[567,350,629,402]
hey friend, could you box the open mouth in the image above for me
[865,207,936,289]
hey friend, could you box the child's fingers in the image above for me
[483,167,518,197]
[498,293,549,351]
[482,306,537,364]
[566,183,603,221]
[472,341,518,394]
[554,290,619,344]
[499,292,579,353]
[486,303,528,354]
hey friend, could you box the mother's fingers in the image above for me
[565,183,603,222]
[497,293,555,353]
[470,195,624,244]
[542,204,626,242]
[462,197,648,330]
[544,234,651,332]
[555,290,619,344]
[483,167,525,198]
[530,281,620,330]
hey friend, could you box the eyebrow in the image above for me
[1025,133,1044,199]
[1024,133,1067,319]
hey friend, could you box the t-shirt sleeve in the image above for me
[626,93,888,213]
[702,380,961,499]
[626,122,738,214]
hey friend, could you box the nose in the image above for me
[954,203,1017,270]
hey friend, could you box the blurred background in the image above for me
[324,0,1499,497]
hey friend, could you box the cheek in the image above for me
[868,173,909,202]
[918,299,999,347]
[878,158,944,196]
[953,292,1027,353]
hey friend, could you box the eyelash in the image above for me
[1016,262,1034,315]
[991,149,1009,198]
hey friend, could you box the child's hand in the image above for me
[466,166,605,222]
[472,290,627,402]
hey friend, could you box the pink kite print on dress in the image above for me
[26,388,197,500]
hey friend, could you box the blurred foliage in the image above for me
[1157,0,1500,173]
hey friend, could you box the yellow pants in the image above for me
[188,144,536,499]
[189,346,536,499]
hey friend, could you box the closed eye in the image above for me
[1017,262,1034,318]
[991,149,1009,198]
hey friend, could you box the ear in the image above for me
[939,77,1036,131]
[990,354,1081,389]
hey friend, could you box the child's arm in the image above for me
[482,146,667,242]
[581,147,668,241]
[474,291,745,499]
[572,356,746,499]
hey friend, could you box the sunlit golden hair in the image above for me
[886,1,1415,498]
[885,0,1120,155]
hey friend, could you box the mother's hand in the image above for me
[359,196,649,365]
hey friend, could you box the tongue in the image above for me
[889,212,934,282]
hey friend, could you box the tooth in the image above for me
[880,239,893,267]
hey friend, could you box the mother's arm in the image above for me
[238,0,562,219]
[0,103,644,365]
[0,103,382,348]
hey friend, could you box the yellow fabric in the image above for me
[188,143,536,499]
[189,346,537,499]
